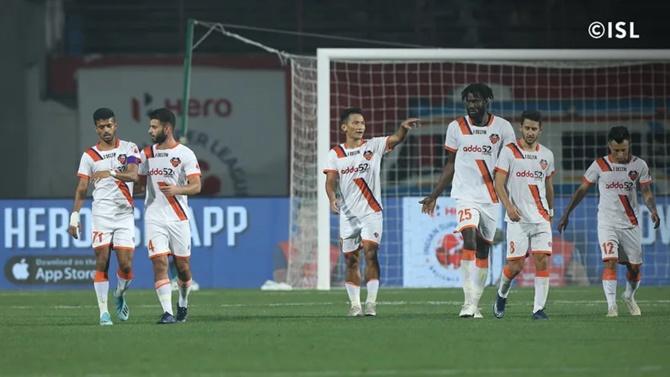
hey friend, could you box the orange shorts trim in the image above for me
[114,246,135,253]
[150,251,172,259]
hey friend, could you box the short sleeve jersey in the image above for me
[323,137,391,220]
[139,143,201,223]
[77,139,140,214]
[583,155,652,229]
[444,114,516,204]
[494,141,555,223]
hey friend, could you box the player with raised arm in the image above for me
[69,108,140,326]
[138,108,202,324]
[492,111,555,320]
[420,83,516,318]
[324,108,419,317]
[558,126,660,317]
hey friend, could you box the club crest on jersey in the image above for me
[540,159,548,170]
[117,154,127,164]
[363,150,374,161]
[489,134,500,144]
[170,157,181,167]
[628,170,638,181]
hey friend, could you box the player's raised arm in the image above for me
[557,180,592,233]
[386,118,420,150]
[419,151,456,215]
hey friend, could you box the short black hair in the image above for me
[520,110,542,126]
[149,108,176,128]
[340,107,364,125]
[608,126,630,143]
[461,83,494,101]
[93,108,115,123]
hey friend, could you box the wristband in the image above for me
[69,212,80,227]
[110,170,117,178]
[548,208,554,217]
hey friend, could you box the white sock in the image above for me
[345,282,361,307]
[533,276,549,313]
[115,273,132,297]
[178,279,192,308]
[94,281,109,316]
[471,261,489,307]
[602,279,617,308]
[460,259,474,305]
[366,279,379,304]
[498,271,513,299]
[155,282,173,315]
[624,280,640,299]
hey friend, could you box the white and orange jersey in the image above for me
[77,139,140,214]
[583,155,652,229]
[139,143,201,223]
[323,137,391,219]
[445,114,516,204]
[494,141,555,223]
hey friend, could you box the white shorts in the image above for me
[454,200,499,243]
[91,212,135,251]
[145,220,192,258]
[340,212,383,253]
[598,226,642,264]
[505,221,552,260]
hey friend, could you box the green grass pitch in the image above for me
[1,287,668,377]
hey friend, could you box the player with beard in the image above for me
[492,111,555,320]
[138,108,201,324]
[420,83,516,318]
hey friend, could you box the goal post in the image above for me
[311,48,670,290]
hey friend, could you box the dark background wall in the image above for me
[60,0,670,55]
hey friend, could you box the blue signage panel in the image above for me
[1,198,288,289]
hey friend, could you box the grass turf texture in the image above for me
[1,287,668,377]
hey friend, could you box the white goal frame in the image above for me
[315,48,670,290]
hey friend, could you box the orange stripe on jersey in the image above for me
[596,157,612,172]
[528,184,551,221]
[618,195,639,226]
[334,145,347,158]
[456,117,472,135]
[353,178,382,212]
[144,145,154,159]
[475,160,498,203]
[158,182,188,220]
[86,148,103,162]
[507,143,524,159]
[115,180,134,206]
[445,145,457,153]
